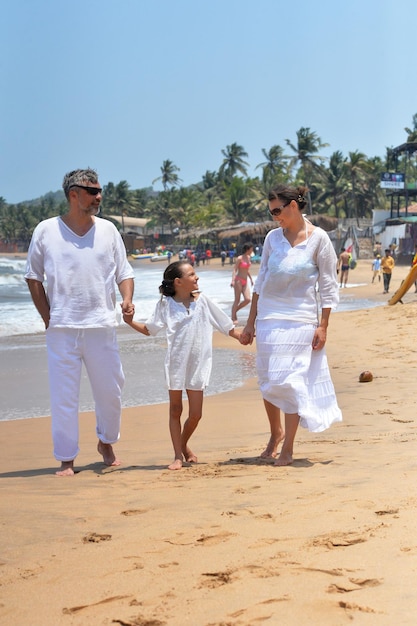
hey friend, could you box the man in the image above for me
[381,248,395,294]
[371,255,381,283]
[337,248,351,288]
[25,168,135,476]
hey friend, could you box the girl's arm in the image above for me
[123,312,150,336]
[228,327,241,341]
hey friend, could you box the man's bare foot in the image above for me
[274,451,293,466]
[260,433,285,459]
[97,441,121,466]
[168,458,183,470]
[56,461,75,476]
[182,445,198,463]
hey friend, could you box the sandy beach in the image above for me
[1,259,417,625]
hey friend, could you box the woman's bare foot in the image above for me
[56,461,75,476]
[274,451,293,466]
[182,445,198,463]
[168,458,183,470]
[97,441,121,466]
[260,434,285,459]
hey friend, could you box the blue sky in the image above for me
[2,0,417,204]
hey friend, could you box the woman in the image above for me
[231,243,254,323]
[241,184,342,466]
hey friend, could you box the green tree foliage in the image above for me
[4,115,417,244]
[152,159,182,191]
[218,143,249,183]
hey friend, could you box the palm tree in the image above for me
[223,177,258,223]
[102,180,136,233]
[218,143,249,183]
[344,151,370,218]
[256,145,288,178]
[152,159,182,191]
[315,151,348,217]
[286,127,329,213]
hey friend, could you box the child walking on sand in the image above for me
[123,260,241,470]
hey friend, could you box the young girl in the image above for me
[231,243,254,323]
[123,260,241,470]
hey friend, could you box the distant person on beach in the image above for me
[123,260,241,470]
[337,248,351,288]
[221,250,227,266]
[25,168,135,476]
[372,255,381,283]
[240,184,342,466]
[230,243,254,323]
[381,249,395,294]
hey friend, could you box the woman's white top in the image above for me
[25,216,134,328]
[146,293,234,390]
[254,225,338,325]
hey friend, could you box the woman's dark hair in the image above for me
[159,260,191,296]
[242,242,254,253]
[268,184,309,212]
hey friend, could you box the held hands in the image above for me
[121,300,135,316]
[240,323,255,345]
[121,301,135,325]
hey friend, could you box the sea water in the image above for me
[0,255,383,421]
[0,256,257,420]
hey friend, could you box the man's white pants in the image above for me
[46,327,125,461]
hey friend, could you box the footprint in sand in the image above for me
[196,531,236,546]
[120,508,148,516]
[82,532,112,543]
[200,570,234,588]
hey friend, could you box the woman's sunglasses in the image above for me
[70,185,102,196]
[269,201,290,217]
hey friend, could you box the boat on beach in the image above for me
[130,253,153,260]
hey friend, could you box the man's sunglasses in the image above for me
[269,201,290,217]
[70,185,102,196]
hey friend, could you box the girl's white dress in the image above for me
[145,293,234,391]
[254,224,342,432]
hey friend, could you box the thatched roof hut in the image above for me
[176,216,339,249]
[217,215,339,240]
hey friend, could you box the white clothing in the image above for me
[146,293,234,390]
[254,226,338,324]
[46,327,124,460]
[25,215,133,461]
[254,224,341,432]
[256,320,342,432]
[25,216,134,328]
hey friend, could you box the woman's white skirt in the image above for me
[256,319,342,433]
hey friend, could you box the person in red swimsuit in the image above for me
[231,243,254,323]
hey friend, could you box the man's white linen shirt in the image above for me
[25,216,134,328]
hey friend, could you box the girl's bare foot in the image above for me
[97,441,121,466]
[274,451,293,466]
[260,434,285,459]
[182,446,198,463]
[56,461,75,476]
[168,458,183,470]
